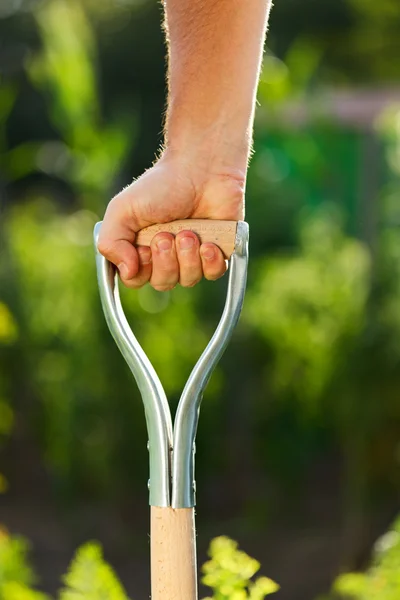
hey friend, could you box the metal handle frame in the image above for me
[94,221,249,508]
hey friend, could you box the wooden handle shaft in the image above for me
[151,506,198,600]
[136,219,237,258]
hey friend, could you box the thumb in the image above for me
[97,196,140,280]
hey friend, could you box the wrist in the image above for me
[163,117,251,178]
[160,143,247,193]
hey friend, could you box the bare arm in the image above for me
[98,0,273,290]
[165,0,272,174]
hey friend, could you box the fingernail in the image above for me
[118,263,129,279]
[157,238,172,252]
[179,237,195,251]
[138,247,152,265]
[201,247,215,260]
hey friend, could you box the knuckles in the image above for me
[97,238,115,258]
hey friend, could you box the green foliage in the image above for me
[330,516,400,600]
[0,528,49,600]
[0,0,130,199]
[0,303,17,493]
[1,583,49,600]
[246,208,370,409]
[345,0,400,82]
[0,529,35,587]
[377,104,400,178]
[0,529,131,600]
[0,529,278,600]
[201,537,279,600]
[60,543,130,600]
[0,304,18,346]
[27,0,130,199]
[4,201,108,487]
[258,39,323,107]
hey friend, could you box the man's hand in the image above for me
[98,0,272,290]
[97,152,245,291]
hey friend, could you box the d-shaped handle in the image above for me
[94,219,248,508]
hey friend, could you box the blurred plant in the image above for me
[246,207,370,411]
[377,104,400,180]
[0,298,18,495]
[0,529,279,600]
[245,101,400,563]
[0,527,49,600]
[325,515,400,600]
[0,0,131,203]
[201,536,279,600]
[0,304,17,347]
[27,0,130,203]
[258,38,323,107]
[0,82,43,182]
[0,528,129,600]
[60,543,130,600]
[346,0,400,83]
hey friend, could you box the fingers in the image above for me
[101,224,227,291]
[176,231,202,288]
[146,233,226,291]
[121,246,153,289]
[124,237,227,290]
[149,233,180,292]
[200,243,227,281]
[97,196,139,280]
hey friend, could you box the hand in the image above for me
[97,152,245,291]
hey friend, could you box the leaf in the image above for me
[1,581,50,600]
[60,542,130,600]
[249,577,280,599]
[202,536,279,599]
[333,573,367,598]
[0,303,18,344]
[0,530,36,588]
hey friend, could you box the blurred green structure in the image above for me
[1,0,400,598]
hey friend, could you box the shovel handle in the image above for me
[136,219,238,259]
[151,506,197,600]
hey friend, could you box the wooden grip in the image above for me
[136,219,237,259]
[151,506,198,600]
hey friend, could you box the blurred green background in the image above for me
[1,0,400,598]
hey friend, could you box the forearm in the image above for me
[163,0,273,174]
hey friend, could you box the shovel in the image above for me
[93,219,249,600]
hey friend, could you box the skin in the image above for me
[98,0,273,290]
